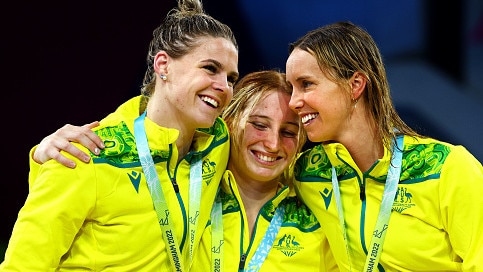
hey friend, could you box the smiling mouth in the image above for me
[200,95,219,108]
[254,152,278,162]
[301,113,318,124]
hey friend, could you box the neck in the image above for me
[146,97,196,160]
[229,166,280,237]
[236,179,279,208]
[339,106,384,172]
[347,137,383,172]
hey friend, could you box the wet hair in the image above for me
[141,0,238,99]
[289,21,419,151]
[222,70,307,185]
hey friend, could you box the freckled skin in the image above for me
[228,90,299,185]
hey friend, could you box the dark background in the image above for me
[1,0,482,260]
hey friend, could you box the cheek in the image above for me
[220,88,234,110]
[281,138,299,158]
[243,128,266,144]
[304,92,321,108]
[227,87,234,101]
[308,93,342,115]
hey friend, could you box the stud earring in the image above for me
[160,74,167,81]
[352,98,359,109]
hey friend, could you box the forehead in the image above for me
[187,37,238,71]
[286,48,322,82]
[286,49,318,71]
[251,91,298,121]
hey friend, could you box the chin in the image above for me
[307,132,324,143]
[255,169,284,181]
[197,116,219,128]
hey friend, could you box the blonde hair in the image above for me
[141,0,237,100]
[289,21,419,151]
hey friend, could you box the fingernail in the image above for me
[94,148,100,155]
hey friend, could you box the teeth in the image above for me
[257,154,276,162]
[302,113,318,124]
[200,96,219,108]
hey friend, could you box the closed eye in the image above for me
[203,64,238,87]
[282,129,297,138]
[203,64,217,73]
[249,121,268,130]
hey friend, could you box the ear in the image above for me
[153,51,169,75]
[350,71,366,100]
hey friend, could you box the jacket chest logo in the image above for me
[392,187,416,213]
[319,188,333,210]
[202,158,217,185]
[272,234,304,257]
[127,171,142,192]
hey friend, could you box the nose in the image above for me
[289,89,303,112]
[215,74,233,96]
[264,130,280,152]
[213,74,234,107]
[214,73,231,92]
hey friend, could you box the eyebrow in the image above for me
[249,114,300,128]
[294,75,310,82]
[203,59,239,80]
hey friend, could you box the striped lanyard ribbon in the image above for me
[331,135,404,271]
[134,112,202,272]
[210,190,285,272]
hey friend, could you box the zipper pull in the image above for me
[238,253,247,270]
[360,184,365,201]
[171,178,179,193]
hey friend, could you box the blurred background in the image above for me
[1,0,482,261]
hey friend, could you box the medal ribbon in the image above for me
[210,190,285,272]
[134,112,203,271]
[332,135,404,271]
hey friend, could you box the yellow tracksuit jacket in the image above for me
[0,95,229,271]
[192,170,338,271]
[293,135,483,271]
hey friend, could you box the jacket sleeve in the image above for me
[1,150,96,271]
[440,145,483,270]
[28,144,41,190]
